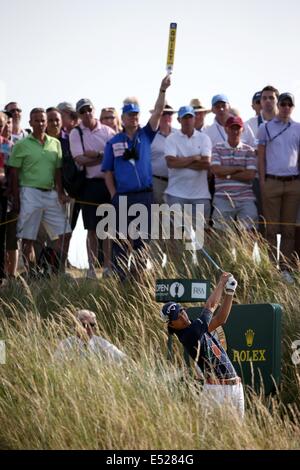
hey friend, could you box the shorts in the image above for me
[81,178,111,230]
[17,187,71,241]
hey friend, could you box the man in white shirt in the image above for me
[54,309,126,363]
[204,94,231,147]
[164,105,212,227]
[151,104,177,204]
[244,91,261,133]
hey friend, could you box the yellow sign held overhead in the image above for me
[166,23,177,74]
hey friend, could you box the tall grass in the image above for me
[0,231,300,449]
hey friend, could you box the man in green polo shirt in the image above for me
[8,107,71,276]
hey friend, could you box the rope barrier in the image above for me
[1,202,300,228]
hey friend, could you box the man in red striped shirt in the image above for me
[210,116,257,230]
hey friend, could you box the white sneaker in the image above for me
[281,270,294,284]
[86,268,97,280]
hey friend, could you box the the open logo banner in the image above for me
[156,279,210,303]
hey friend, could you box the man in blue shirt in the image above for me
[102,75,171,280]
[160,272,244,419]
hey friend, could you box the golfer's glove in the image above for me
[224,276,238,295]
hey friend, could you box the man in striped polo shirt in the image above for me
[210,116,257,230]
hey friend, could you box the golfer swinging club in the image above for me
[160,272,244,418]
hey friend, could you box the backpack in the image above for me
[61,126,86,198]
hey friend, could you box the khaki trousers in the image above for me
[262,178,300,265]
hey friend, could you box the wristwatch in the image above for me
[226,174,231,180]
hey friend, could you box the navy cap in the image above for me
[252,91,261,103]
[160,302,182,323]
[211,94,229,106]
[278,93,295,106]
[178,105,195,119]
[122,103,140,114]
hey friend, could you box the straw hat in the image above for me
[189,98,211,113]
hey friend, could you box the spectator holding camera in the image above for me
[102,75,171,280]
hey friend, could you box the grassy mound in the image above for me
[0,232,300,449]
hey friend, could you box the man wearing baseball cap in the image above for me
[211,116,257,231]
[57,102,79,135]
[251,91,262,116]
[69,98,115,279]
[241,91,262,148]
[102,75,171,280]
[160,272,244,418]
[257,92,300,282]
[164,105,212,227]
[204,94,231,146]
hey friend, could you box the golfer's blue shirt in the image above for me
[174,308,237,380]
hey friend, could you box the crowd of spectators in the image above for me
[1,80,300,285]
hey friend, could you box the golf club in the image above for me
[200,247,223,273]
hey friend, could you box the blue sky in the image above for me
[2,0,300,267]
[2,0,300,123]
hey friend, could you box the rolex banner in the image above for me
[157,278,282,394]
[223,303,282,394]
[186,304,282,394]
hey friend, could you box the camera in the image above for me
[123,147,139,161]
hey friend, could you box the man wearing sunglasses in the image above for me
[54,309,126,363]
[100,107,122,133]
[8,107,72,277]
[69,99,115,279]
[257,92,300,283]
[160,272,244,419]
[4,102,28,143]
